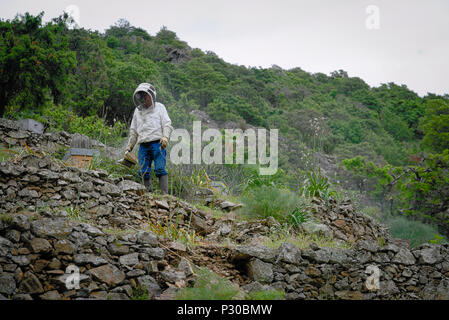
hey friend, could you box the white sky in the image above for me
[1,0,448,96]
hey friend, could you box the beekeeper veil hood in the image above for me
[133,83,157,110]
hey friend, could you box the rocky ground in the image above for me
[1,118,448,300]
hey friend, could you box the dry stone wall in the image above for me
[0,119,448,300]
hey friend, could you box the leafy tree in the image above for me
[0,12,76,116]
[420,99,449,153]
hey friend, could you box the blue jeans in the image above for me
[138,141,167,180]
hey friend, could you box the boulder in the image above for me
[247,259,273,284]
[0,273,16,296]
[89,264,125,287]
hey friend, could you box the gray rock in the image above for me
[381,243,400,253]
[118,180,146,195]
[12,294,33,300]
[178,257,194,277]
[62,189,77,200]
[31,218,77,239]
[235,245,277,262]
[126,270,146,277]
[100,182,121,196]
[54,240,75,255]
[378,280,399,297]
[108,243,130,256]
[8,130,29,139]
[119,253,139,266]
[356,240,379,253]
[247,259,273,284]
[302,221,332,238]
[311,248,332,263]
[0,236,13,256]
[18,188,39,198]
[242,281,266,293]
[105,292,129,300]
[79,181,94,192]
[39,290,62,300]
[69,231,91,248]
[422,279,449,299]
[276,243,302,264]
[87,205,113,216]
[145,248,165,260]
[18,272,44,294]
[0,162,25,176]
[329,248,349,264]
[12,214,30,231]
[80,223,104,237]
[0,273,16,295]
[74,254,107,266]
[415,246,442,264]
[11,255,32,266]
[38,169,59,180]
[191,214,208,234]
[6,229,21,243]
[136,231,158,246]
[30,238,53,253]
[219,201,243,211]
[155,200,169,210]
[160,270,186,283]
[89,264,125,286]
[61,171,83,183]
[392,248,416,265]
[137,275,162,297]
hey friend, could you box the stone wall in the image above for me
[232,241,449,300]
[1,120,448,300]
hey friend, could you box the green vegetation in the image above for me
[299,168,336,200]
[238,185,303,223]
[131,286,149,300]
[147,215,201,247]
[0,212,13,225]
[65,205,87,223]
[264,225,351,250]
[175,267,241,300]
[1,12,448,247]
[386,215,447,248]
[246,290,285,300]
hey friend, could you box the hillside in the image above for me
[1,119,448,300]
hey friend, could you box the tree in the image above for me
[0,12,75,116]
[420,99,449,153]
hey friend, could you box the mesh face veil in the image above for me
[133,83,157,110]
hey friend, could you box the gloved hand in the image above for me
[160,136,168,149]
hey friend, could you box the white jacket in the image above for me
[127,102,173,149]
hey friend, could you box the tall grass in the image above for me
[239,185,303,223]
[175,267,241,300]
[385,215,448,248]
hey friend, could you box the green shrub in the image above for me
[9,103,126,147]
[240,185,302,223]
[288,206,310,227]
[386,215,448,248]
[175,268,241,300]
[300,168,336,200]
[246,290,285,300]
[131,286,149,300]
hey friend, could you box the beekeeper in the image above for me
[125,83,173,194]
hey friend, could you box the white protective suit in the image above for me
[127,101,173,151]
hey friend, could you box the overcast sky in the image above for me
[1,0,448,96]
